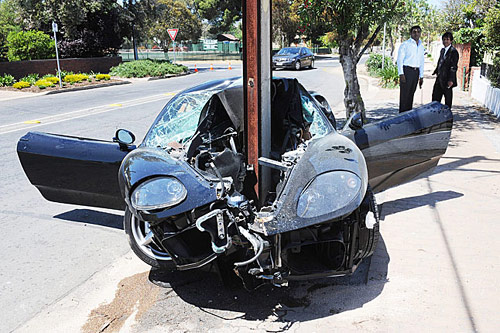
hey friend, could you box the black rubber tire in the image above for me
[124,208,174,269]
[309,60,314,69]
[295,60,301,70]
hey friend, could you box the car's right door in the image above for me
[341,102,453,193]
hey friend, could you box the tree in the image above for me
[7,30,55,61]
[17,0,130,57]
[147,0,202,50]
[483,5,500,51]
[299,0,401,118]
[194,0,241,35]
[272,0,300,48]
[0,0,23,61]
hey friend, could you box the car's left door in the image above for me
[17,131,133,210]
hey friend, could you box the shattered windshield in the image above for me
[300,89,331,138]
[143,91,214,148]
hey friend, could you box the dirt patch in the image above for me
[82,271,160,333]
[0,78,124,94]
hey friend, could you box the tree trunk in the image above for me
[339,41,365,120]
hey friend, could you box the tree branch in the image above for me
[356,0,400,63]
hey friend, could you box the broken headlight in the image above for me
[297,171,361,218]
[131,177,187,210]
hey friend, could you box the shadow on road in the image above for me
[54,209,123,229]
[380,190,464,218]
[145,236,389,325]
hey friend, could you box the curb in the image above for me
[45,80,131,95]
[146,71,191,81]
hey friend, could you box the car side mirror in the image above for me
[113,129,135,150]
[348,112,364,130]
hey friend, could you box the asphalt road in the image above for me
[0,57,345,332]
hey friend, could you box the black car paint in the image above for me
[16,77,453,286]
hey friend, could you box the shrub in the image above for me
[379,62,400,89]
[7,30,55,61]
[366,53,393,76]
[19,73,39,85]
[0,74,15,87]
[63,74,89,84]
[110,60,188,78]
[35,79,55,89]
[13,81,30,89]
[489,54,500,89]
[95,74,111,81]
[42,76,60,84]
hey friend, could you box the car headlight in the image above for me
[131,177,187,210]
[297,171,361,218]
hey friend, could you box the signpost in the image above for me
[167,28,179,63]
[52,22,62,88]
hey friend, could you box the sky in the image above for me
[427,0,445,8]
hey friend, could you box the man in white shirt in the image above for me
[397,25,425,112]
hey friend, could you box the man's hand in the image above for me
[419,78,423,89]
[399,74,406,84]
[447,81,453,88]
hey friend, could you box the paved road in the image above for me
[0,59,345,332]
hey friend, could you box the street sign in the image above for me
[167,29,178,42]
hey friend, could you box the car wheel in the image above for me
[124,208,174,268]
[295,60,301,70]
[309,60,314,69]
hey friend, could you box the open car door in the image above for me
[17,132,133,210]
[341,102,453,193]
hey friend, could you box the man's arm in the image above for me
[397,42,406,76]
[447,49,459,87]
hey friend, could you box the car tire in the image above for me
[309,60,314,69]
[295,60,301,70]
[124,208,174,268]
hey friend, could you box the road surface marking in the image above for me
[0,91,179,135]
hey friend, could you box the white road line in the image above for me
[0,92,178,135]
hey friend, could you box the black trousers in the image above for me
[432,78,453,108]
[399,66,419,112]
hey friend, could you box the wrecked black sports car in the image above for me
[17,77,452,288]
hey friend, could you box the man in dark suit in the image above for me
[432,32,459,108]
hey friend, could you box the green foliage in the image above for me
[6,30,55,61]
[195,0,241,34]
[319,31,338,49]
[454,27,486,67]
[483,6,500,51]
[17,0,130,58]
[19,73,40,85]
[35,79,55,89]
[95,74,111,81]
[0,0,23,61]
[63,74,89,84]
[0,74,15,87]
[366,53,399,88]
[42,75,60,84]
[489,53,500,89]
[13,81,31,89]
[109,60,188,78]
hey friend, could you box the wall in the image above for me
[455,43,471,90]
[470,68,500,118]
[0,57,122,79]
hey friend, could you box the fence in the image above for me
[119,50,243,62]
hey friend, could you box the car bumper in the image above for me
[272,61,295,69]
